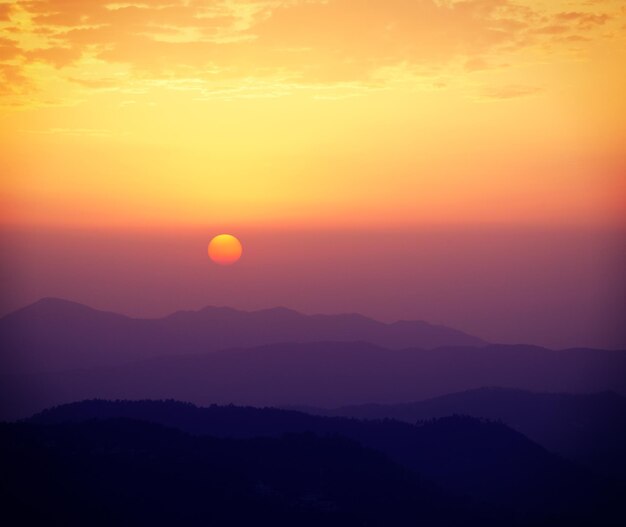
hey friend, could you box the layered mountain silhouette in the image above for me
[2,297,625,525]
[291,388,626,480]
[2,340,625,420]
[1,419,469,527]
[0,298,485,373]
[23,399,619,520]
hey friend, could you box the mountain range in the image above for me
[291,387,626,480]
[2,298,625,525]
[2,338,625,420]
[0,297,485,374]
[2,418,463,527]
[23,399,618,518]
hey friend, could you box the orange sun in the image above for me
[208,234,243,265]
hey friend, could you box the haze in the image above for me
[1,225,623,349]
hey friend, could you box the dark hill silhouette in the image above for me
[24,399,615,517]
[3,341,624,420]
[290,388,626,480]
[0,298,485,373]
[1,419,478,527]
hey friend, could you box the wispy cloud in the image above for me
[0,0,623,107]
[479,84,543,100]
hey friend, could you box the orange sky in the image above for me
[1,0,625,229]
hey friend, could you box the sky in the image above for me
[1,0,625,348]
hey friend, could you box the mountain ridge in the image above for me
[2,341,625,421]
[0,297,487,374]
[23,398,603,512]
[288,387,626,480]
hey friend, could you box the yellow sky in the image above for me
[1,0,625,229]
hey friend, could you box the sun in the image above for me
[208,234,243,265]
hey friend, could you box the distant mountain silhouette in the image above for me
[290,388,626,480]
[3,341,624,420]
[24,399,616,518]
[0,297,485,373]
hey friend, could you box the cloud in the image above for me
[25,127,115,137]
[0,3,14,22]
[480,84,542,100]
[0,0,623,106]
[554,11,610,29]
